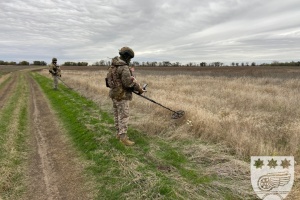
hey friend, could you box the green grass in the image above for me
[32,72,246,200]
[0,74,29,199]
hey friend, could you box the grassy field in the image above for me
[33,72,254,199]
[47,66,300,160]
[4,66,299,199]
[39,65,300,199]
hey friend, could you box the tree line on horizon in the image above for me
[0,60,88,66]
[93,60,300,67]
[0,60,299,67]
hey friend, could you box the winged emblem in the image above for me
[258,172,291,191]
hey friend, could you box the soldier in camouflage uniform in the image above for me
[48,58,61,90]
[106,47,145,146]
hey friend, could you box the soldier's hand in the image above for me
[131,76,137,83]
[136,87,144,94]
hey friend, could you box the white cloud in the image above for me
[0,0,300,64]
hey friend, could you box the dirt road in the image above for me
[0,70,93,199]
[27,75,94,200]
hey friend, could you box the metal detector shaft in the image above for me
[133,91,185,119]
[57,76,72,89]
[133,91,176,113]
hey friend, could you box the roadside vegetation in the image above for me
[33,72,255,199]
[0,73,29,199]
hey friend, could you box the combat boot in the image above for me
[120,135,135,146]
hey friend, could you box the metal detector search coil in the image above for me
[171,110,185,119]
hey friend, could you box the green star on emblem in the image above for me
[280,158,291,169]
[267,158,278,168]
[254,158,264,168]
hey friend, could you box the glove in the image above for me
[137,86,144,94]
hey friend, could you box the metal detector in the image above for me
[57,76,73,89]
[133,84,185,119]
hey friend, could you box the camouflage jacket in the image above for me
[48,63,61,76]
[107,56,143,101]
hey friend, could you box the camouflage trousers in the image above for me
[53,75,58,89]
[112,99,129,135]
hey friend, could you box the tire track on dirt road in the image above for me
[26,74,93,200]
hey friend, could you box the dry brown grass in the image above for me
[40,67,300,198]
[42,69,300,159]
[0,74,11,86]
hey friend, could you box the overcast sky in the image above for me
[1,0,300,65]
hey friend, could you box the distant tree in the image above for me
[200,62,206,67]
[212,62,223,67]
[187,62,193,67]
[235,63,239,66]
[163,61,171,66]
[78,62,88,66]
[231,62,235,66]
[173,62,180,67]
[63,62,70,66]
[19,61,29,65]
[33,61,41,65]
[99,60,105,66]
[241,62,244,66]
[132,61,140,66]
[32,61,46,65]
[63,62,77,66]
[151,61,157,66]
[246,62,249,66]
[251,62,256,66]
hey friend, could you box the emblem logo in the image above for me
[251,156,294,200]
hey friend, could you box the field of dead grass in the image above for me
[40,66,300,199]
[42,67,300,160]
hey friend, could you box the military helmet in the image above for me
[52,57,57,62]
[119,47,134,58]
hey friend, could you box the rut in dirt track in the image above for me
[26,75,93,200]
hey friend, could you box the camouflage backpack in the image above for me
[106,65,125,100]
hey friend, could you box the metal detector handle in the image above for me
[143,83,148,90]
